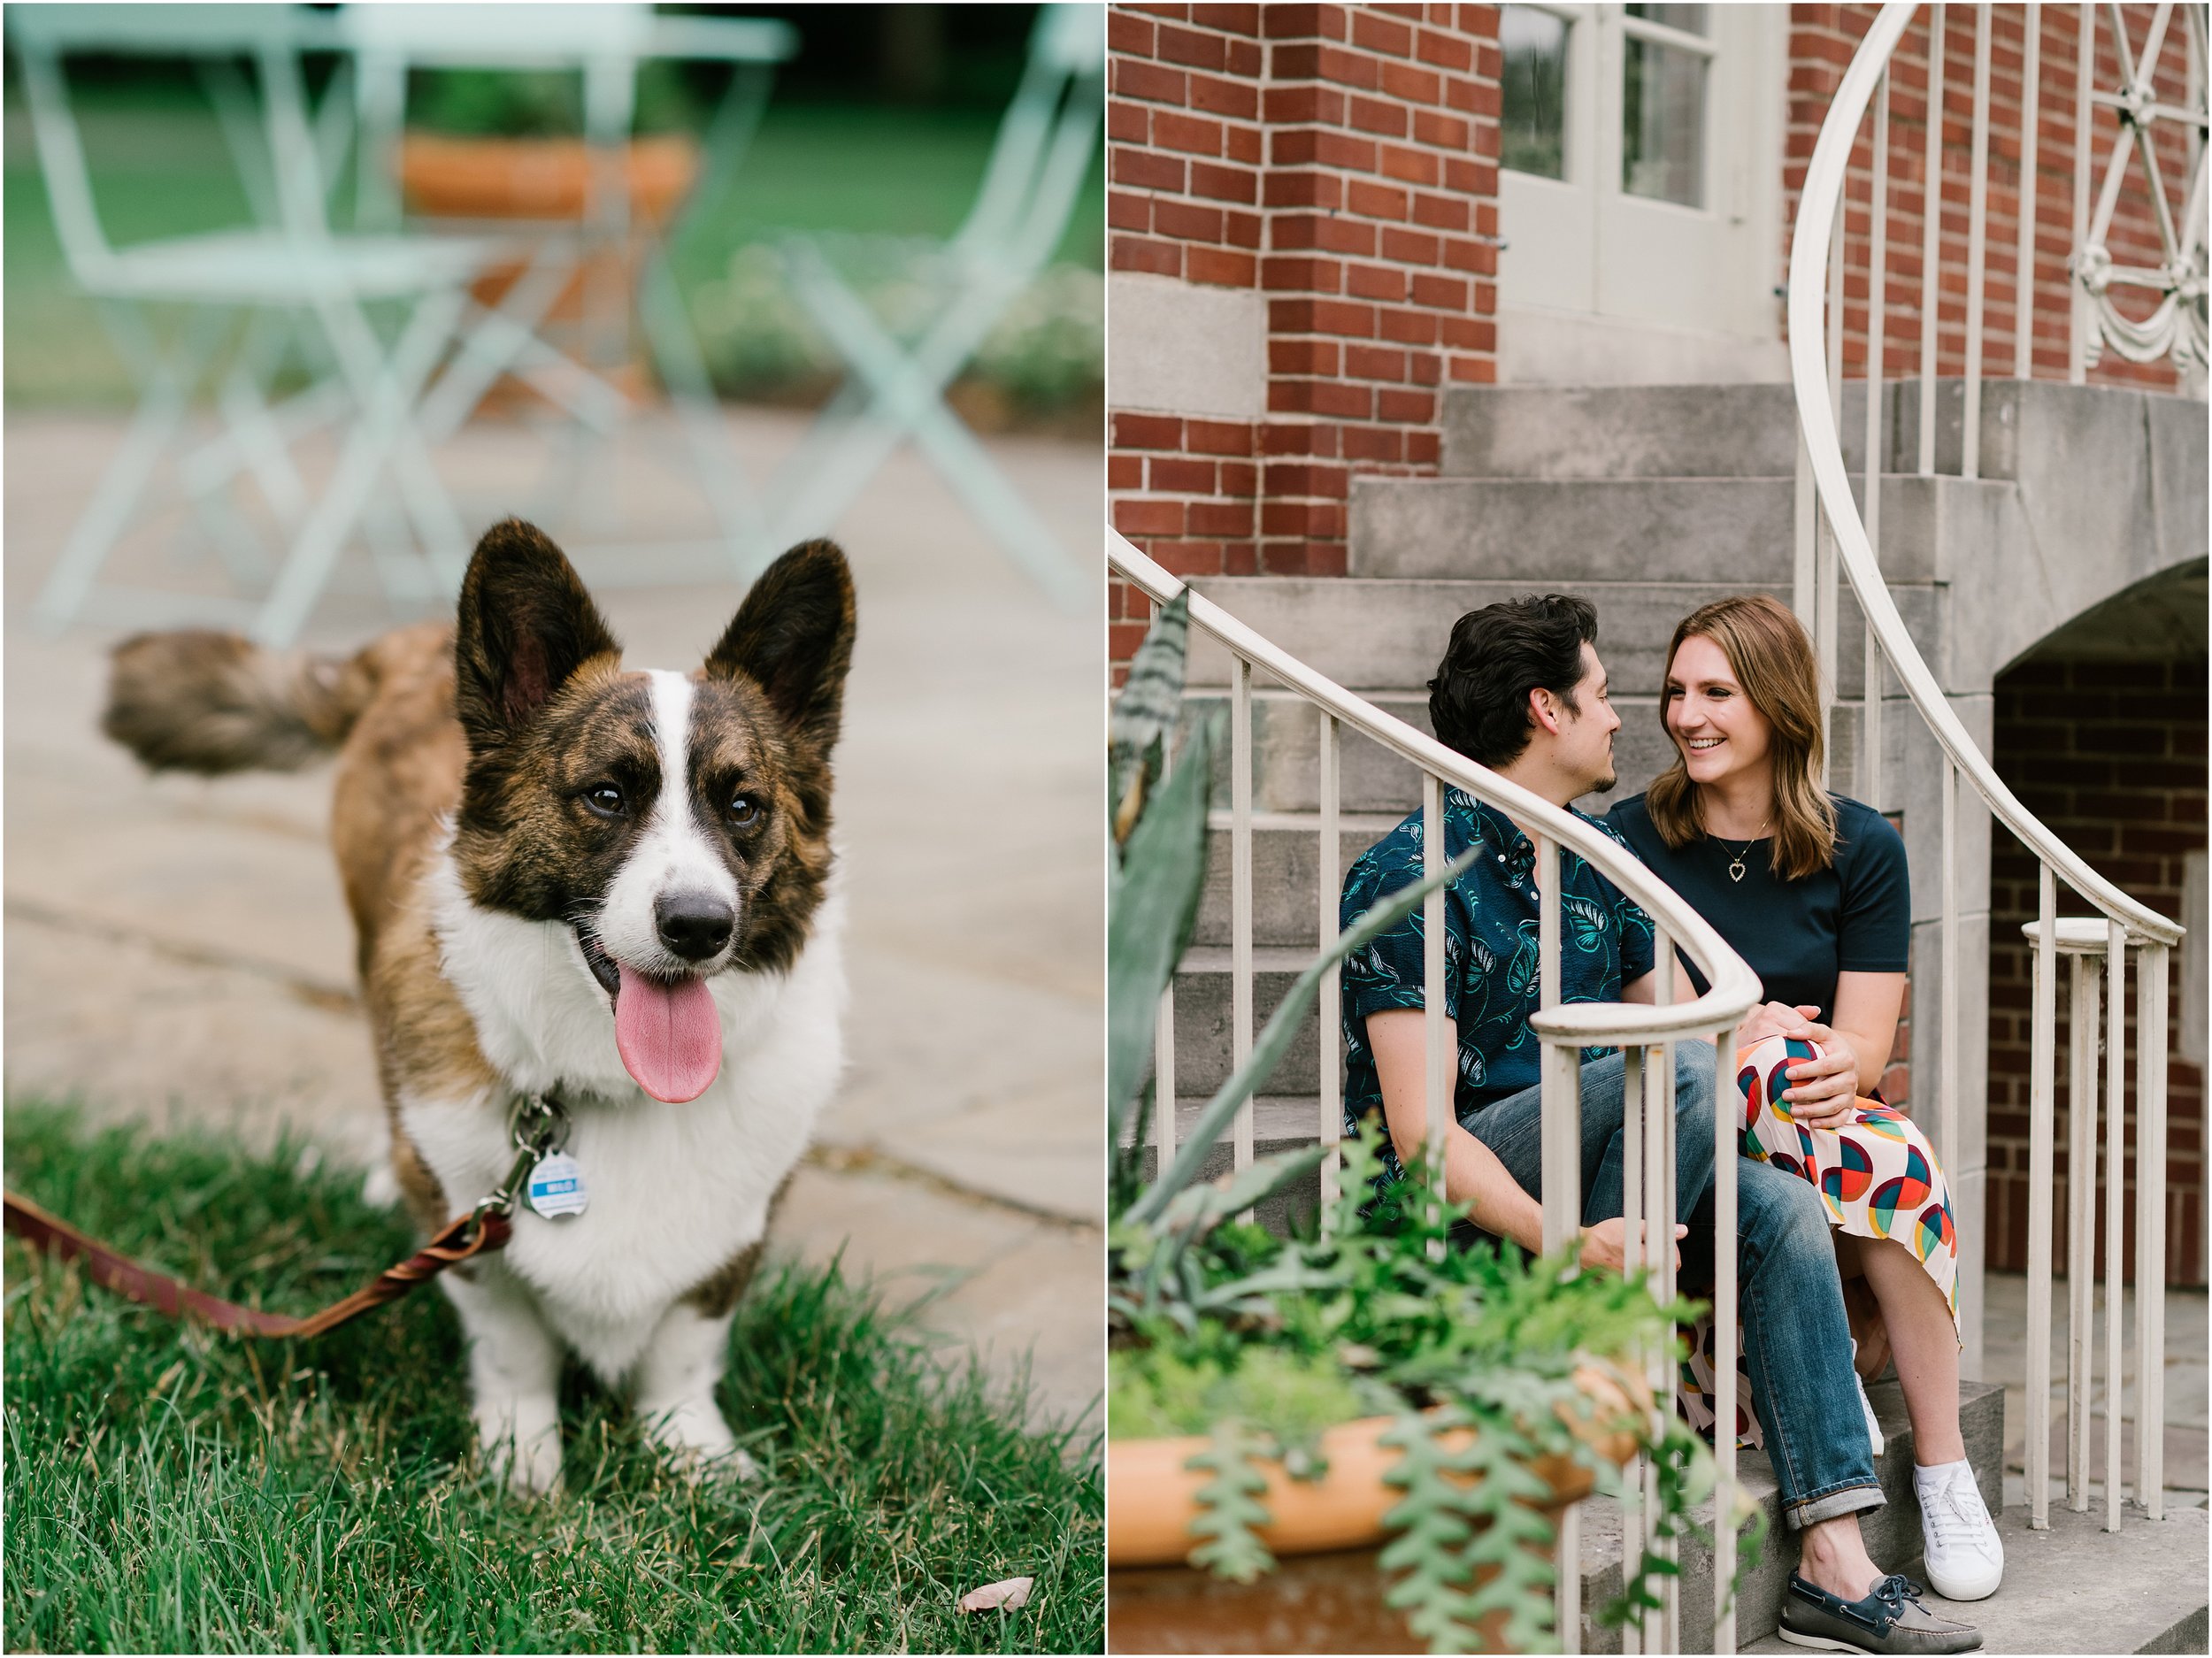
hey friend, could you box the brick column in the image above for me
[1109,3,1503,673]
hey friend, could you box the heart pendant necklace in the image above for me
[1724,817,1772,883]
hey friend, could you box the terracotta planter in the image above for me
[395,134,702,408]
[1107,1365,1643,1654]
[397,134,699,227]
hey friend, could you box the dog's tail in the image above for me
[103,630,380,775]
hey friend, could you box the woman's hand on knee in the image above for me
[1782,1028,1863,1127]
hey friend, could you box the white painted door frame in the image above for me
[1499,3,1789,379]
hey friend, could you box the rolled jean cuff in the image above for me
[1786,1480,1886,1531]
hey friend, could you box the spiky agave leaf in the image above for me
[1107,710,1219,1149]
[1110,592,1191,850]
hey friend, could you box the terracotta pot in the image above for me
[1108,1362,1640,1568]
[394,134,702,409]
[396,134,699,227]
[1107,1364,1645,1654]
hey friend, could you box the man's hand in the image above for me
[1579,1217,1688,1274]
[1736,1000,1820,1046]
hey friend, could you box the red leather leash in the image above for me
[2,1189,508,1338]
[2,1093,567,1339]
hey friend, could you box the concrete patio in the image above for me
[3,402,1103,1435]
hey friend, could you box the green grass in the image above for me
[2,86,1103,410]
[2,1102,1102,1653]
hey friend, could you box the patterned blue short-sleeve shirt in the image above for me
[1339,788,1657,1180]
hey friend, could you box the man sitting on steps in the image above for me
[1338,594,1980,1657]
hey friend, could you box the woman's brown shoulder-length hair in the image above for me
[1646,594,1839,880]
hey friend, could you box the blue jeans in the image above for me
[1458,1046,1716,1229]
[1720,1162,1886,1526]
[1465,1041,1881,1530]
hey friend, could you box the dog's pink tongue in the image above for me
[614,965,722,1102]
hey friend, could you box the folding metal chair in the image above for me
[335,3,796,581]
[12,4,516,643]
[762,4,1102,610]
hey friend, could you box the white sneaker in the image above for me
[1852,1341,1885,1455]
[1915,1458,2004,1601]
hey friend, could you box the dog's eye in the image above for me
[584,783,626,817]
[727,792,760,827]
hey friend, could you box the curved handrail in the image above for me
[1786,0,2185,950]
[1110,531,1765,1040]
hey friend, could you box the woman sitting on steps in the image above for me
[1607,594,2006,1619]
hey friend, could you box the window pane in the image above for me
[1626,4,1708,35]
[1502,5,1568,180]
[1622,35,1706,207]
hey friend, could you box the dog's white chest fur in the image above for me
[403,849,845,1382]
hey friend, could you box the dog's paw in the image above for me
[643,1401,757,1484]
[487,1439,565,1500]
[475,1408,564,1499]
[667,1442,763,1486]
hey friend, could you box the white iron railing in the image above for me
[1112,529,1764,1653]
[1787,2,2194,1540]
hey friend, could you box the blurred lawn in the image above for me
[3,83,1103,410]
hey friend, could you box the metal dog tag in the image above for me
[526,1151,588,1219]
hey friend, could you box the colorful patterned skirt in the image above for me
[1679,1035,1960,1448]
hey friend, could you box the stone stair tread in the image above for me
[1736,1501,2209,1655]
[1177,944,1327,972]
[1440,382,1836,480]
[1117,1094,1325,1149]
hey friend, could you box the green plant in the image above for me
[1105,596,1762,1654]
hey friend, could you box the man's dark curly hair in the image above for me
[1426,594,1600,768]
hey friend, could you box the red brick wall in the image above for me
[1985,658,2208,1287]
[1107,3,1503,672]
[1787,4,2193,391]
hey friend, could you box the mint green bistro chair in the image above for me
[12,4,516,643]
[335,3,798,582]
[764,3,1102,610]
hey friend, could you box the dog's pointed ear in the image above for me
[703,540,856,752]
[454,519,620,747]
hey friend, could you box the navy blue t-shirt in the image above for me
[1603,793,1909,1022]
[1340,789,1656,1181]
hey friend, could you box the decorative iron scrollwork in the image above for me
[2070,3,2209,369]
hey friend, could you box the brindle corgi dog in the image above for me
[104,520,856,1494]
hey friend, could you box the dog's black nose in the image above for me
[656,891,734,962]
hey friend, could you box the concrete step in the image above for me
[1186,578,1939,702]
[1118,1094,1329,1234]
[1435,377,2194,483]
[1439,382,1874,480]
[1164,948,1323,1097]
[1192,820,1375,948]
[1578,1378,2007,1654]
[1180,688,1437,817]
[1351,475,1795,583]
[1738,1501,2209,1655]
[1348,472,1963,585]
